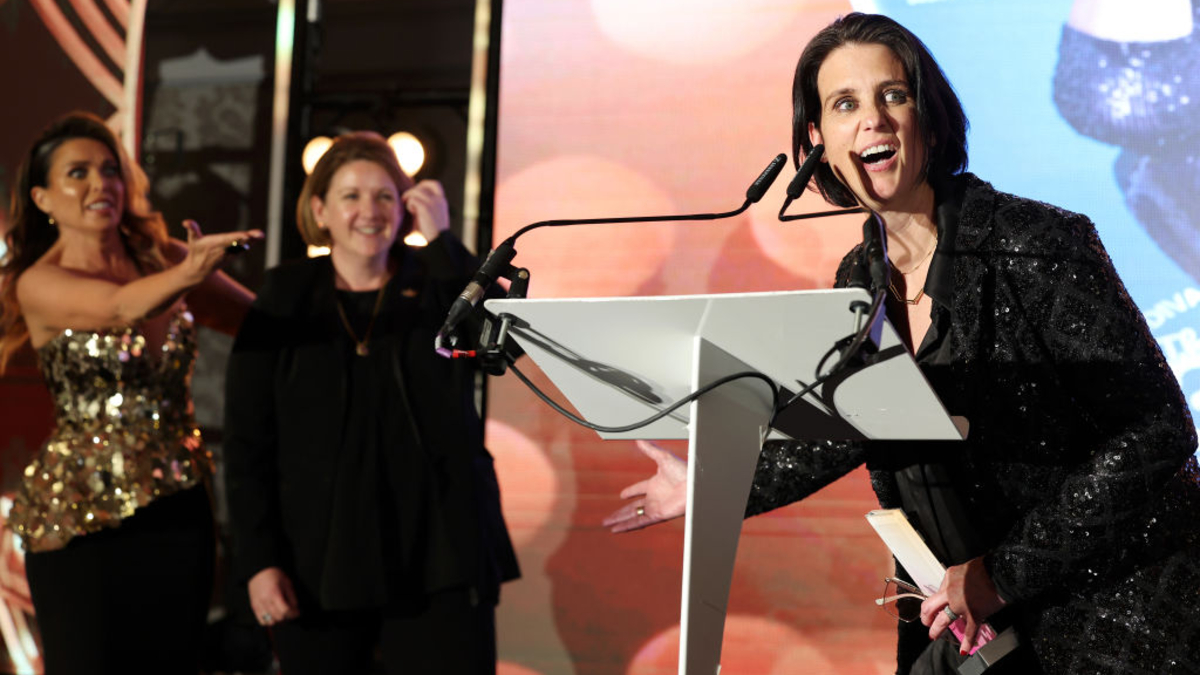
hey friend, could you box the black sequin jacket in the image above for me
[745,174,1200,674]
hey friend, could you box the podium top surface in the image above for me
[487,288,963,442]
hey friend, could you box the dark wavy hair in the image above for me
[0,111,167,371]
[296,131,414,251]
[791,12,969,207]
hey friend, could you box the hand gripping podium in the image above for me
[485,288,964,675]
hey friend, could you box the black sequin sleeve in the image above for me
[1053,9,1200,152]
[744,438,867,517]
[744,248,870,518]
[983,205,1198,604]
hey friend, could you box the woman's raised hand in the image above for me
[602,440,688,533]
[179,219,263,284]
[402,180,451,242]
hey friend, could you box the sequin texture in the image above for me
[747,174,1200,674]
[8,310,211,553]
[1053,7,1200,284]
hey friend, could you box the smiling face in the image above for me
[31,137,126,235]
[311,159,403,265]
[808,42,932,215]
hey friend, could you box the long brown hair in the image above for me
[0,111,168,372]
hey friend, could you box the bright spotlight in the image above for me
[302,136,333,174]
[387,131,426,176]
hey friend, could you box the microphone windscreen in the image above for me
[745,154,788,203]
[786,145,825,199]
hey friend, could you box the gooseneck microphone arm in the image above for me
[769,148,894,422]
[434,153,790,354]
[777,144,865,221]
[506,152,788,242]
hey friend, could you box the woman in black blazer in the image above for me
[604,13,1200,675]
[223,132,519,674]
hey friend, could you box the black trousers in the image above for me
[25,486,215,675]
[270,587,496,675]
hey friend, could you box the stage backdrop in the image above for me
[486,1,1200,674]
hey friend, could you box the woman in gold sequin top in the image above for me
[0,112,260,674]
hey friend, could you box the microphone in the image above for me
[436,238,517,354]
[746,153,787,203]
[786,144,825,200]
[861,213,889,294]
[435,153,793,356]
[778,145,864,221]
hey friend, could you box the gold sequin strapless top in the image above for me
[8,310,212,553]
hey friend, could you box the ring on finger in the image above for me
[635,506,645,517]
[943,606,959,623]
[260,612,274,625]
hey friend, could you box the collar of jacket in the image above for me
[922,172,998,307]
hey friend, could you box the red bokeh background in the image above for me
[486,2,898,673]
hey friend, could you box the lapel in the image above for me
[953,174,999,252]
[945,175,1000,365]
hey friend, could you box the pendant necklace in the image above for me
[335,285,387,357]
[888,237,937,305]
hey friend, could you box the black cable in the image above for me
[499,281,884,435]
[503,290,886,435]
[821,289,887,378]
[506,355,780,435]
[771,287,887,418]
[814,340,847,383]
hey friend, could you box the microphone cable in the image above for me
[504,351,782,435]
[479,149,889,436]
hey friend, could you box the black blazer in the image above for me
[746,174,1200,673]
[223,233,519,607]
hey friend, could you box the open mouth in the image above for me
[858,143,897,167]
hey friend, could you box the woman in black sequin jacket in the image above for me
[605,13,1200,675]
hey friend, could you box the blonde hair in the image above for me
[295,131,414,247]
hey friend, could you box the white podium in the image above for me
[486,288,963,675]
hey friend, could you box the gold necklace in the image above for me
[888,278,926,305]
[888,238,937,305]
[335,285,387,356]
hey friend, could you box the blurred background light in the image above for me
[301,135,333,174]
[387,131,426,176]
